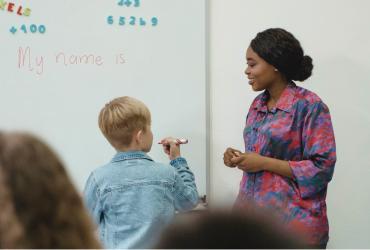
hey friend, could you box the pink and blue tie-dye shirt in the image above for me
[236,83,336,246]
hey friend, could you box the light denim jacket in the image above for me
[83,151,199,249]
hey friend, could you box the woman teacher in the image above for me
[223,28,336,248]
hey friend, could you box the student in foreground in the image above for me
[84,96,199,249]
[0,132,101,249]
[156,208,308,249]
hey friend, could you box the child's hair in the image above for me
[0,132,101,249]
[98,96,151,148]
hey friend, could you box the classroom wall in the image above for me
[208,0,370,248]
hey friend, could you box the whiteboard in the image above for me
[0,0,207,196]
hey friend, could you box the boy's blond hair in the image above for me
[98,96,151,148]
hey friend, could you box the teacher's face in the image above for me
[245,46,277,91]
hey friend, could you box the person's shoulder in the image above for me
[293,84,323,105]
[292,85,332,115]
[152,161,177,175]
[88,161,117,181]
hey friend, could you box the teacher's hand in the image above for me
[230,152,265,173]
[223,147,242,168]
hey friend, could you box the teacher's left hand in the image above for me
[230,152,265,173]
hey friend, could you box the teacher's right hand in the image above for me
[223,147,242,168]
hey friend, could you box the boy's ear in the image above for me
[134,129,143,143]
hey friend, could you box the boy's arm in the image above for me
[83,172,103,226]
[160,137,199,211]
[170,157,199,212]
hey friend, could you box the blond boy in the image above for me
[84,96,199,249]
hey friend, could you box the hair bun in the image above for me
[293,55,313,81]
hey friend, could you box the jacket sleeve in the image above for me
[289,101,336,199]
[170,157,199,211]
[83,172,103,226]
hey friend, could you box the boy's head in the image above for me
[98,96,153,152]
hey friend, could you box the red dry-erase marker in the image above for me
[158,138,188,145]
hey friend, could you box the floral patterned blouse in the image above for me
[236,83,336,246]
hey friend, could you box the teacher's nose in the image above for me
[245,67,250,76]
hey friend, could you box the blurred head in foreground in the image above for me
[0,132,101,248]
[156,208,308,249]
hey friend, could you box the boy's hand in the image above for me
[159,137,181,160]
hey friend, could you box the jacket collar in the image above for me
[111,151,154,163]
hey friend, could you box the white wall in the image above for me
[209,0,370,248]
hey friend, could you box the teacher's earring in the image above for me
[274,68,278,72]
